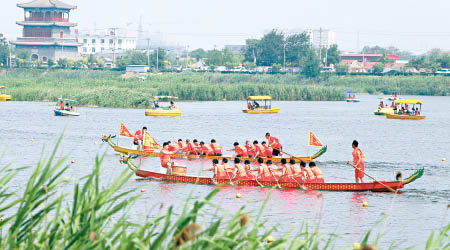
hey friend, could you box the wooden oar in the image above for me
[346,162,396,193]
[269,169,282,189]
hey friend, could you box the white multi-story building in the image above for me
[277,27,335,49]
[77,28,136,55]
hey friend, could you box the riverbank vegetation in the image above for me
[0,138,449,249]
[0,69,449,107]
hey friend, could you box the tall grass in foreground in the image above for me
[1,137,449,249]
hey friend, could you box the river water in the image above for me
[0,95,449,249]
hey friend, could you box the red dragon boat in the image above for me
[119,154,423,192]
[102,134,327,163]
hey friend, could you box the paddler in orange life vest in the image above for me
[193,139,201,155]
[289,159,303,181]
[244,160,256,178]
[185,139,197,155]
[256,157,273,181]
[253,140,265,158]
[266,160,280,179]
[200,141,214,156]
[233,157,251,180]
[210,139,223,156]
[177,139,187,154]
[265,133,282,157]
[232,142,248,157]
[280,158,293,180]
[245,140,256,157]
[133,127,147,151]
[160,142,175,174]
[309,162,324,183]
[168,140,180,153]
[211,159,227,179]
[261,141,273,157]
[347,140,365,183]
[222,158,233,176]
[300,161,315,183]
[59,101,64,110]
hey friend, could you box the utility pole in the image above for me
[146,38,150,66]
[318,27,322,66]
[156,47,159,71]
[9,43,12,68]
[185,45,189,69]
[283,42,286,72]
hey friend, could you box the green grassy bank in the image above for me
[0,137,449,249]
[0,69,449,108]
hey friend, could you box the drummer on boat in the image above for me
[347,140,365,183]
[133,127,147,151]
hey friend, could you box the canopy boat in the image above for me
[102,134,327,163]
[0,86,12,101]
[374,97,395,116]
[119,154,423,192]
[386,99,426,120]
[54,98,80,116]
[145,96,181,117]
[346,93,360,102]
[242,96,280,114]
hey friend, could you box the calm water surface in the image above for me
[0,95,449,249]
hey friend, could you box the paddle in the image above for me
[346,162,396,193]
[268,167,282,189]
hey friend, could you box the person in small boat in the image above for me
[65,103,70,111]
[309,162,324,183]
[233,158,252,179]
[266,133,282,156]
[253,101,260,109]
[347,140,365,183]
[160,142,175,174]
[200,141,214,156]
[301,161,315,182]
[245,140,255,157]
[153,101,160,109]
[169,101,176,110]
[210,139,223,156]
[232,142,248,157]
[379,101,384,108]
[348,94,352,99]
[256,157,272,181]
[261,141,273,157]
[415,108,420,116]
[352,94,356,99]
[59,101,64,110]
[247,102,252,110]
[133,127,147,151]
[390,102,395,108]
[70,106,75,112]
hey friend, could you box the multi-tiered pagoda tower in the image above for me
[11,0,80,62]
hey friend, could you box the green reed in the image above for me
[0,136,449,249]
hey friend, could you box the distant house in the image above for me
[126,65,149,73]
[340,53,410,73]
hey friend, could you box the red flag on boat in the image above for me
[119,123,133,138]
[308,131,323,147]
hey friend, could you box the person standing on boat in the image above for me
[266,133,282,156]
[160,142,175,174]
[347,140,365,183]
[210,139,223,156]
[133,127,147,151]
[199,141,214,156]
[309,162,324,183]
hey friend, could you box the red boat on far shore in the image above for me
[119,154,423,192]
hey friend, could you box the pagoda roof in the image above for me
[17,0,76,10]
[17,21,77,27]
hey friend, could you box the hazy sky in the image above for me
[2,0,450,53]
